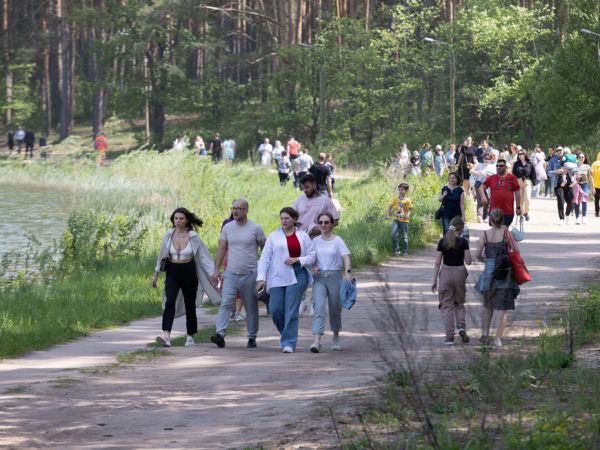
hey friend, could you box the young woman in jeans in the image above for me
[438,172,466,235]
[309,212,353,353]
[432,216,472,345]
[256,207,315,353]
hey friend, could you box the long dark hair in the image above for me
[170,207,203,230]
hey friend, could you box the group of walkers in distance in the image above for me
[171,133,336,195]
[152,172,351,354]
[6,126,48,159]
[393,136,600,226]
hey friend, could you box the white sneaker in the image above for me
[494,337,503,347]
[282,346,294,353]
[565,216,570,225]
[184,336,195,347]
[309,340,321,353]
[331,337,342,351]
[582,217,587,224]
[575,217,581,225]
[558,219,564,226]
[234,312,246,321]
[156,334,171,347]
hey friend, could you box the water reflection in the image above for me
[0,183,77,255]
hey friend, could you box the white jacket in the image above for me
[257,228,315,289]
[156,229,221,315]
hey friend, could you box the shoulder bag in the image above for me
[506,230,531,285]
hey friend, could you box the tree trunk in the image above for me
[56,0,71,140]
[2,0,12,125]
[42,17,51,136]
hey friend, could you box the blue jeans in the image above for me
[268,263,309,350]
[573,183,589,218]
[311,270,342,335]
[391,220,408,254]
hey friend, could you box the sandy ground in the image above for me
[1,197,599,449]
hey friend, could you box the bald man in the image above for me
[211,199,266,348]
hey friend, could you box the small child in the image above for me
[385,183,413,256]
[560,152,577,187]
[277,150,291,186]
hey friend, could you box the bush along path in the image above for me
[0,197,599,449]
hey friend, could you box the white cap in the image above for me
[516,145,522,151]
[435,144,442,150]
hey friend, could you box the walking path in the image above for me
[1,198,599,449]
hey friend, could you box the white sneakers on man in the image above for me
[282,346,294,353]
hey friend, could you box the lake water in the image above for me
[0,183,77,256]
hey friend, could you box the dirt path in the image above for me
[1,198,599,449]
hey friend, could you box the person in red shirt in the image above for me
[479,158,521,226]
[287,136,300,161]
[95,132,108,166]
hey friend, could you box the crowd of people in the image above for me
[146,133,599,350]
[152,173,352,353]
[392,137,600,225]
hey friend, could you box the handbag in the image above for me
[506,231,531,285]
[434,205,445,220]
[511,218,524,242]
[159,233,174,272]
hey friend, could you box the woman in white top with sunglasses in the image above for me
[309,212,353,353]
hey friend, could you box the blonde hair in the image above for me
[442,216,465,250]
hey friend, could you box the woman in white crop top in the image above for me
[152,207,216,348]
[309,212,353,353]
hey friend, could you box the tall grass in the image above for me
[0,151,450,358]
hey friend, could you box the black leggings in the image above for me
[163,262,199,335]
[555,185,573,220]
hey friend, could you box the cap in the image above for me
[412,150,419,156]
[435,144,442,150]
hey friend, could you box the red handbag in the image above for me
[505,230,531,285]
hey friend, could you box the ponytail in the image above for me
[443,216,465,250]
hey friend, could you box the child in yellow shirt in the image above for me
[385,183,413,256]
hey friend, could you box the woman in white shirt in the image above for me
[257,207,315,353]
[152,208,220,348]
[309,212,353,353]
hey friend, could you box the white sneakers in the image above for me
[184,335,195,347]
[565,216,570,225]
[494,337,503,347]
[331,336,342,351]
[233,312,246,321]
[309,340,321,353]
[558,219,564,226]
[575,217,581,225]
[282,346,294,353]
[582,217,587,224]
[155,333,171,347]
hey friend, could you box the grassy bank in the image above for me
[0,150,450,358]
[340,283,600,449]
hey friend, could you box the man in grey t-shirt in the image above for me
[210,199,266,348]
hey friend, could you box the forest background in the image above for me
[1,0,600,163]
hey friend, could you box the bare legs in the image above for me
[481,306,508,346]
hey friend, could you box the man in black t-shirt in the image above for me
[211,133,223,162]
[309,152,332,198]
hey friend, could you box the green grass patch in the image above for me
[116,348,173,364]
